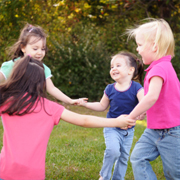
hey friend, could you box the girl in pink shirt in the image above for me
[125,18,180,180]
[0,56,136,180]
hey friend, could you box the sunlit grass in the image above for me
[0,105,165,180]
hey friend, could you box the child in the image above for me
[0,23,84,104]
[0,56,136,180]
[78,51,145,180]
[125,18,180,179]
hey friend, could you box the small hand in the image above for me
[136,112,146,120]
[117,114,136,128]
[72,98,88,105]
[78,98,88,106]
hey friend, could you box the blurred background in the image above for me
[0,0,180,101]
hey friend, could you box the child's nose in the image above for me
[37,49,43,54]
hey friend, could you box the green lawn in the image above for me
[0,105,165,180]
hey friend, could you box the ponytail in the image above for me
[133,58,144,84]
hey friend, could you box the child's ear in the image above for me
[152,43,158,52]
[128,67,135,75]
[21,45,26,53]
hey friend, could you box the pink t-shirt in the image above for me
[144,55,180,129]
[0,98,65,180]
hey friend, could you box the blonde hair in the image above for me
[126,18,175,58]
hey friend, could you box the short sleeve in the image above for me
[50,101,65,125]
[43,63,53,79]
[148,65,166,83]
[0,61,14,79]
[104,84,111,98]
[133,81,143,93]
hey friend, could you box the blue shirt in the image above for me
[105,81,143,118]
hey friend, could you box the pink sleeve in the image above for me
[52,103,65,125]
[148,65,166,82]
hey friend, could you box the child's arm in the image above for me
[136,88,146,120]
[0,72,5,83]
[78,93,109,112]
[128,76,163,119]
[61,109,136,128]
[137,88,144,102]
[46,78,86,105]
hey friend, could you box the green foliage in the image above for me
[0,0,180,101]
[45,23,112,101]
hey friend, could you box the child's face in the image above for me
[135,33,156,65]
[110,56,133,82]
[21,36,46,61]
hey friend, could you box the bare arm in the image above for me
[136,88,146,120]
[137,88,144,102]
[61,108,136,128]
[128,76,163,119]
[46,78,86,105]
[79,93,110,112]
[0,72,5,83]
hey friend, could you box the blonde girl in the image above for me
[126,18,180,180]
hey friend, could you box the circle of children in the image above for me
[0,18,179,180]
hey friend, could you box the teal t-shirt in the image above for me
[0,58,52,80]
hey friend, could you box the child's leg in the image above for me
[100,128,121,180]
[158,126,180,180]
[130,128,159,180]
[112,128,134,180]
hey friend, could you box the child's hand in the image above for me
[117,115,136,129]
[136,112,146,120]
[77,98,88,106]
[71,98,88,105]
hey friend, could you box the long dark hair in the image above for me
[0,56,47,115]
[112,51,144,84]
[7,23,47,60]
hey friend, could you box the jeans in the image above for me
[130,127,180,180]
[100,127,134,180]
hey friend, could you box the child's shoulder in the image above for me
[105,83,115,89]
[2,59,14,65]
[131,81,143,91]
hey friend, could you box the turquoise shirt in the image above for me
[0,58,52,80]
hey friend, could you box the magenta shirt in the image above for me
[0,98,65,180]
[144,55,180,129]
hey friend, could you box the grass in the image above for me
[0,105,166,180]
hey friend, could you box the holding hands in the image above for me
[117,115,136,128]
[71,98,88,105]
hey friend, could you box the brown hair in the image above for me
[8,23,47,60]
[0,55,47,115]
[112,51,144,83]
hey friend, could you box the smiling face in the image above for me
[110,56,134,82]
[21,36,46,61]
[135,33,157,65]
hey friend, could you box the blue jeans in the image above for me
[100,127,134,180]
[130,127,180,180]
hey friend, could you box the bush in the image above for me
[45,23,112,101]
